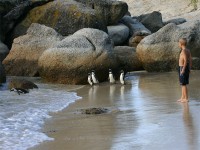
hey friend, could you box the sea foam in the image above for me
[0,87,81,150]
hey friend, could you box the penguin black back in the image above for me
[10,88,29,95]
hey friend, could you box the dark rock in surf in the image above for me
[8,78,38,90]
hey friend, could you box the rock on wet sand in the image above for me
[80,108,109,114]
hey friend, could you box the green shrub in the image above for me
[191,0,198,10]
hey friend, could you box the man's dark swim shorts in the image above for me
[179,65,190,85]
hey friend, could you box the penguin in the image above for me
[108,69,115,84]
[88,73,93,86]
[10,88,29,95]
[91,70,99,84]
[120,70,125,85]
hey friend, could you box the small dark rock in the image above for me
[81,108,109,114]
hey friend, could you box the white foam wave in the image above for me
[0,88,81,150]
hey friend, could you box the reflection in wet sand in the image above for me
[182,103,198,150]
[120,86,125,101]
[109,85,116,103]
[32,71,200,150]
[88,86,98,102]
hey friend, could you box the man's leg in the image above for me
[185,85,188,100]
[180,85,188,103]
[178,85,184,102]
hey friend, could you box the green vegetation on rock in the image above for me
[190,0,198,10]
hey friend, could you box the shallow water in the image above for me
[111,71,200,150]
[0,77,81,150]
[31,71,200,150]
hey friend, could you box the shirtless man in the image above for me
[178,38,192,103]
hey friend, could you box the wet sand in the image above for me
[30,71,200,150]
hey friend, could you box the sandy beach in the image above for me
[30,71,200,150]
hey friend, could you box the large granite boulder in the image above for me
[107,23,129,46]
[178,21,200,57]
[0,0,52,42]
[137,11,164,33]
[3,23,63,76]
[120,16,151,36]
[113,46,142,72]
[0,63,6,84]
[137,21,200,72]
[192,57,200,70]
[75,0,128,25]
[8,78,38,90]
[12,0,107,39]
[38,28,117,84]
[0,16,3,41]
[0,41,9,62]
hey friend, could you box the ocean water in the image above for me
[34,71,200,150]
[0,80,81,150]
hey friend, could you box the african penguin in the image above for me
[10,88,29,95]
[88,73,93,86]
[91,70,99,84]
[108,69,115,84]
[120,70,125,85]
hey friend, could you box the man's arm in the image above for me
[181,50,187,74]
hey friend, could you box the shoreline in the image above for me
[30,71,200,150]
[29,74,137,150]
[29,85,119,150]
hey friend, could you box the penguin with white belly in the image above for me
[10,88,29,95]
[87,73,93,86]
[108,69,115,84]
[120,70,125,85]
[91,70,99,84]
